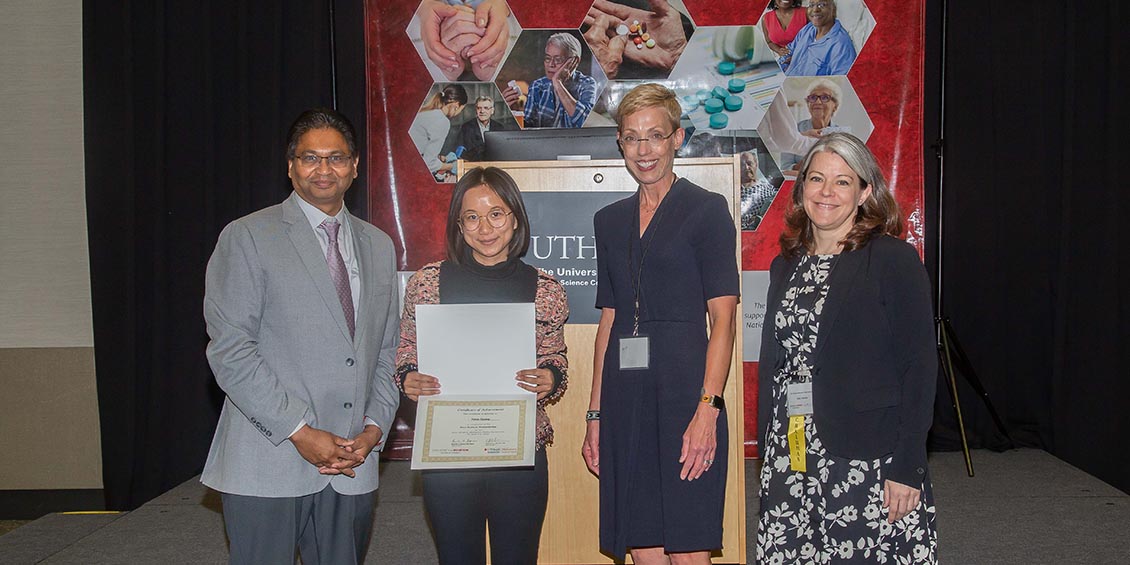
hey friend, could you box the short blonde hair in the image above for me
[615,83,681,132]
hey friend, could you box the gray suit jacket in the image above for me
[201,194,401,497]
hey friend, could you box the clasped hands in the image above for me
[583,0,687,79]
[289,423,382,478]
[419,0,510,81]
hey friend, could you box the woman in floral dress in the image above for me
[757,133,938,563]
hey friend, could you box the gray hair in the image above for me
[474,95,494,106]
[546,32,581,59]
[805,78,843,103]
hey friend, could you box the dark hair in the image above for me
[285,107,357,159]
[421,84,469,112]
[445,167,531,264]
[779,132,902,257]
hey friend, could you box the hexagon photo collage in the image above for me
[405,0,877,232]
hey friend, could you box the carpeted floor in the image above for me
[1,449,1127,564]
[0,521,30,537]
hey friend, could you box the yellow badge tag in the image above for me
[788,415,806,472]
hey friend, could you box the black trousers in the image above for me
[422,449,549,565]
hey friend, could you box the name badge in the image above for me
[787,382,813,416]
[619,335,650,370]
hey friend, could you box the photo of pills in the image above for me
[615,20,657,50]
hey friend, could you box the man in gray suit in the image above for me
[202,108,400,564]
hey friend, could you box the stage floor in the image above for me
[1,449,1127,564]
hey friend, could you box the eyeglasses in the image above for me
[459,208,513,230]
[618,130,678,149]
[543,56,571,66]
[293,153,354,169]
[804,2,830,10]
[805,94,836,103]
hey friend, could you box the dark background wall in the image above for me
[83,0,1128,509]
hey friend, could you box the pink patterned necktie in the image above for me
[318,218,355,338]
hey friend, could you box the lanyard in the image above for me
[627,183,673,336]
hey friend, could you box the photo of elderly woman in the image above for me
[407,0,521,82]
[495,30,605,129]
[580,0,696,80]
[777,0,875,77]
[761,76,873,176]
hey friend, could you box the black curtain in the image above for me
[84,0,1129,510]
[926,1,1130,493]
[83,0,368,509]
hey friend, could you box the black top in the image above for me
[439,251,538,304]
[758,235,937,487]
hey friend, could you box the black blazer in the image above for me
[757,235,937,487]
[458,118,514,162]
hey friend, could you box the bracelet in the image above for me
[586,410,601,421]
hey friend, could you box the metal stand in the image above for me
[932,0,1012,477]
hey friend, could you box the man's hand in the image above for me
[582,11,628,79]
[502,83,524,110]
[290,425,363,478]
[553,56,579,87]
[587,0,687,73]
[347,424,383,459]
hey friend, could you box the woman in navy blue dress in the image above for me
[582,83,740,564]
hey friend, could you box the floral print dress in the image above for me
[757,255,938,564]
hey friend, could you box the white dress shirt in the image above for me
[289,191,379,437]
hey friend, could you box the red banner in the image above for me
[365,0,925,458]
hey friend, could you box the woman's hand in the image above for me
[418,1,463,76]
[679,403,719,480]
[403,371,441,402]
[883,479,921,523]
[582,419,600,476]
[466,0,511,70]
[515,368,554,400]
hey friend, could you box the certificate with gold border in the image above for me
[410,303,538,470]
[411,394,536,469]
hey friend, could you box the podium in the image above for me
[459,157,747,564]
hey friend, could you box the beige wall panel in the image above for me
[0,0,92,348]
[0,347,102,489]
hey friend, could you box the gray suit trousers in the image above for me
[222,485,376,565]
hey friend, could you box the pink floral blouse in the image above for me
[394,261,569,449]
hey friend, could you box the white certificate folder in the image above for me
[411,303,537,469]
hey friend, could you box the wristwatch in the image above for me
[700,389,724,410]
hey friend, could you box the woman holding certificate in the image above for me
[583,83,739,564]
[394,166,569,565]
